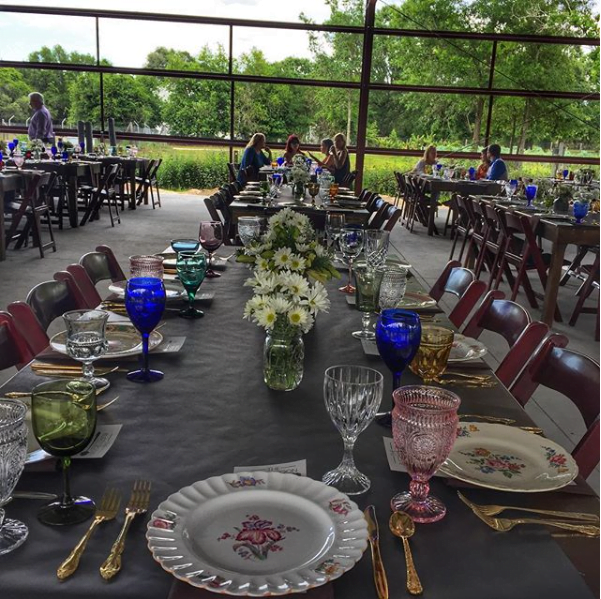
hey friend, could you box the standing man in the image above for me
[27,92,54,143]
[486,144,508,181]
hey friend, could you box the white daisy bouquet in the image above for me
[240,208,340,334]
[289,154,310,186]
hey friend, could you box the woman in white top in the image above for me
[413,145,437,174]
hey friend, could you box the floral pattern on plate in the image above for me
[218,514,300,561]
[228,476,265,488]
[439,423,578,493]
[459,447,526,478]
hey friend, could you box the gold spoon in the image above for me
[389,512,423,595]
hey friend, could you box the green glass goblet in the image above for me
[31,379,96,526]
[176,251,207,319]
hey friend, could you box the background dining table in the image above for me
[230,186,370,231]
[1,260,598,599]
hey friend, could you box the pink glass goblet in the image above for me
[391,385,460,523]
[199,221,224,278]
[129,255,164,279]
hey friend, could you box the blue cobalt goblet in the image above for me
[375,309,422,427]
[125,277,166,383]
[573,200,589,225]
[525,184,537,207]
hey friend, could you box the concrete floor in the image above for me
[1,191,598,492]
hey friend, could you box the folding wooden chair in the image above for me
[510,335,599,478]
[0,311,36,370]
[80,164,121,226]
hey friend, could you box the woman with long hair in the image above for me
[308,138,335,172]
[412,145,437,174]
[330,133,350,184]
[475,147,490,180]
[237,132,272,184]
[283,134,304,165]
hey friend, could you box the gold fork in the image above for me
[57,487,121,580]
[99,480,152,580]
[458,492,600,536]
[457,491,599,523]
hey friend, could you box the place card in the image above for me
[360,337,380,356]
[154,336,186,353]
[345,295,356,305]
[75,424,123,459]
[234,459,307,476]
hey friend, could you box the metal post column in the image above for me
[354,0,377,192]
[483,40,498,147]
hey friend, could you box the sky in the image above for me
[0,0,338,66]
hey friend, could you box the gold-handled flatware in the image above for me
[31,365,124,378]
[444,371,492,381]
[57,488,121,580]
[364,506,388,599]
[459,414,516,425]
[457,491,599,523]
[439,378,497,388]
[389,512,423,595]
[99,480,152,580]
[458,492,600,537]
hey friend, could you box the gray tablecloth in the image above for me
[1,263,595,599]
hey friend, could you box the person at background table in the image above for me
[308,138,335,173]
[283,134,305,165]
[330,133,350,184]
[27,92,54,144]
[475,148,490,180]
[237,132,272,184]
[486,144,508,181]
[412,145,437,175]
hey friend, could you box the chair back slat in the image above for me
[65,264,103,308]
[0,312,35,370]
[7,301,49,356]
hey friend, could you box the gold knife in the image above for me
[364,505,389,599]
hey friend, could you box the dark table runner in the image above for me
[1,263,597,599]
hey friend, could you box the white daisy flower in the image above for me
[289,254,307,272]
[256,306,278,330]
[287,306,310,328]
[282,272,310,298]
[295,243,310,253]
[273,247,292,268]
[270,296,291,314]
[301,313,315,334]
[302,282,330,314]
[256,257,271,271]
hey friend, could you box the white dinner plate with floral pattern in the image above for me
[146,471,368,596]
[438,423,578,492]
[448,334,488,362]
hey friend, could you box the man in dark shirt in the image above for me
[486,143,508,181]
[27,92,54,143]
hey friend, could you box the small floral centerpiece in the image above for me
[239,208,339,390]
[29,139,45,158]
[289,154,311,199]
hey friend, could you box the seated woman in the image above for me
[475,148,490,180]
[308,138,335,173]
[330,133,350,185]
[283,134,304,165]
[237,133,272,184]
[412,145,437,174]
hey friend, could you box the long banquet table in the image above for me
[1,261,599,599]
[476,195,601,326]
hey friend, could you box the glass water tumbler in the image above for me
[0,400,29,555]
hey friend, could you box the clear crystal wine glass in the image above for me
[325,213,345,252]
[391,385,460,523]
[238,216,262,247]
[364,230,390,271]
[0,400,28,555]
[322,365,384,495]
[339,226,364,293]
[63,310,110,389]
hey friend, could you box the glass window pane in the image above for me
[372,35,492,88]
[368,90,490,151]
[98,19,229,71]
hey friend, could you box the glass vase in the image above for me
[293,182,305,200]
[263,324,304,391]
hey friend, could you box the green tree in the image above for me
[0,68,30,123]
[22,45,96,124]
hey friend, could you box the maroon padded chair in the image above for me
[0,311,36,370]
[7,301,50,357]
[510,334,600,479]
[462,292,548,387]
[95,245,127,281]
[62,264,103,309]
[429,261,489,328]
